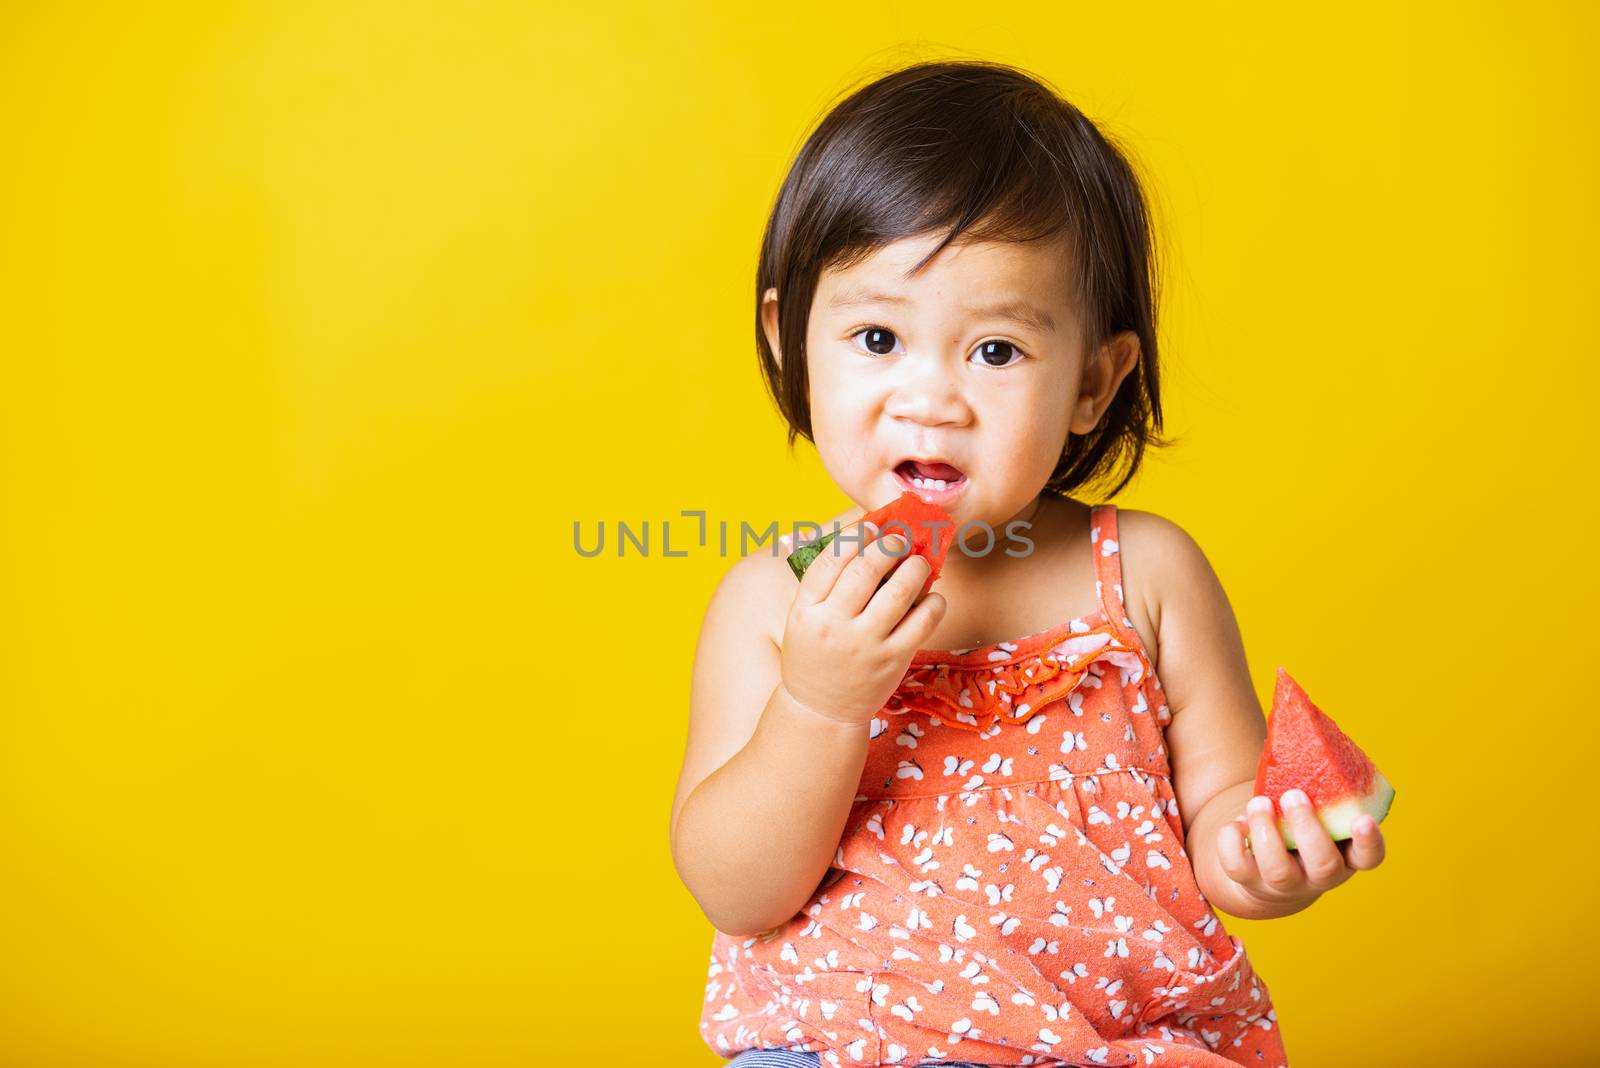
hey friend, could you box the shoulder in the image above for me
[703,502,867,647]
[1106,508,1224,671]
[1112,507,1213,577]
[702,541,791,651]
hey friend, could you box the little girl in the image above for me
[670,60,1384,1068]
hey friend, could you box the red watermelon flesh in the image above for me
[863,492,957,597]
[785,491,956,598]
[1251,667,1394,851]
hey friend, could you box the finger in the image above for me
[1339,815,1387,871]
[1216,817,1258,886]
[795,519,875,605]
[1245,795,1301,892]
[828,532,914,617]
[858,550,933,633]
[886,589,947,650]
[1277,790,1348,891]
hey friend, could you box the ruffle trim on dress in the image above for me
[884,617,1155,735]
[1135,934,1271,1044]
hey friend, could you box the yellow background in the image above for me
[3,3,1595,1065]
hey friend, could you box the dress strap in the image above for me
[1089,504,1138,643]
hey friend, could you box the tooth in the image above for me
[932,479,947,490]
[912,477,927,488]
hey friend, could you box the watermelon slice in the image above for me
[786,491,956,598]
[1251,667,1395,851]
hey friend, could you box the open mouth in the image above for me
[893,459,969,502]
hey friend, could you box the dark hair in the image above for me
[755,59,1173,499]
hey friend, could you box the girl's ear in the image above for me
[761,287,782,368]
[1071,330,1141,434]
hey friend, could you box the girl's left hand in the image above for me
[1215,789,1386,916]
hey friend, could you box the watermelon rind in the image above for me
[1250,667,1396,853]
[786,531,838,581]
[1274,769,1395,852]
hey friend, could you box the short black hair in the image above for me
[756,59,1172,499]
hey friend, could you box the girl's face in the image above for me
[768,231,1128,530]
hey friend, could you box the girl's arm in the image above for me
[670,526,944,936]
[1121,511,1268,917]
[1123,511,1384,921]
[673,681,870,936]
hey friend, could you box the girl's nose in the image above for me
[884,356,972,428]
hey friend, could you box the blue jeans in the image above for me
[727,1051,987,1067]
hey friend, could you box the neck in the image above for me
[939,492,1071,582]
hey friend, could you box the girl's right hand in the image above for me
[778,520,948,727]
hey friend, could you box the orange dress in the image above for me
[698,504,1289,1067]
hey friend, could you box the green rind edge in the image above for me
[1276,770,1396,852]
[786,531,838,581]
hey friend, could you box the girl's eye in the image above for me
[850,327,902,357]
[848,328,1027,367]
[971,340,1025,368]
